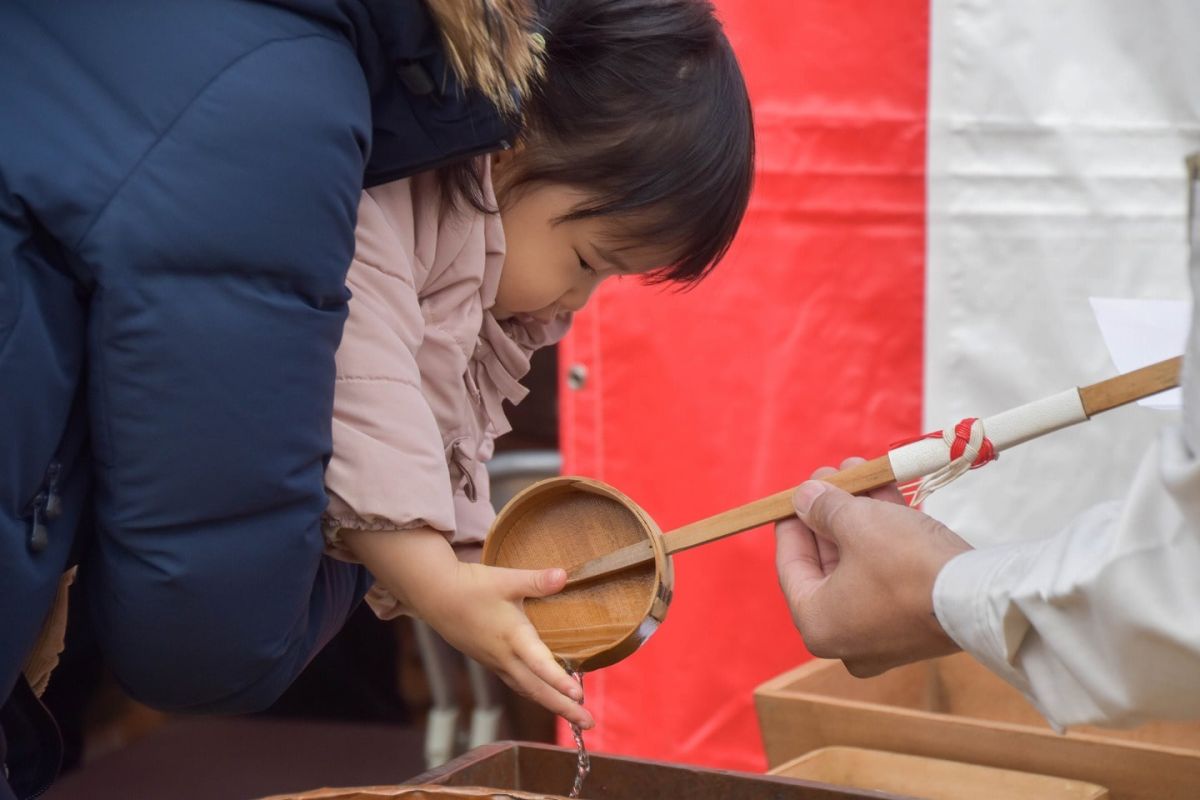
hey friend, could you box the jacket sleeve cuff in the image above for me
[321,502,447,561]
[933,541,1046,692]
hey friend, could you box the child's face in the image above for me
[491,182,668,323]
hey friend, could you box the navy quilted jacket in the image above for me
[0,1,513,795]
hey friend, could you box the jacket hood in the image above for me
[424,0,542,114]
[261,0,540,183]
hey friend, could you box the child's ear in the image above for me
[491,141,525,171]
[491,144,523,208]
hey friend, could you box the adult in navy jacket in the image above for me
[0,1,532,796]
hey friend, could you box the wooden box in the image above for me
[770,747,1108,799]
[755,654,1200,800]
[404,741,912,799]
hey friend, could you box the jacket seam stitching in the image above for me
[335,375,422,388]
[72,33,343,251]
[352,255,419,287]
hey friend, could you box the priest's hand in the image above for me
[774,458,972,677]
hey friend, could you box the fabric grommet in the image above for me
[567,364,588,390]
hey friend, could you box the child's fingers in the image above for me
[512,626,583,702]
[499,659,594,729]
[491,565,567,601]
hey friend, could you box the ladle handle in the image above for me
[564,455,903,586]
[564,456,897,587]
[661,455,896,555]
[564,356,1182,588]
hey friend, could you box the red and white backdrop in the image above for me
[558,0,1198,771]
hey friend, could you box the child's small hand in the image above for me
[423,561,593,729]
[342,528,592,729]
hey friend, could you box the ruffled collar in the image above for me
[472,158,571,435]
[472,311,570,436]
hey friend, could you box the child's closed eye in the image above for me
[577,254,597,274]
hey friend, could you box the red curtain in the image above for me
[559,0,929,770]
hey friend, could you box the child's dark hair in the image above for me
[446,0,754,284]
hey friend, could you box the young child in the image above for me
[323,0,754,729]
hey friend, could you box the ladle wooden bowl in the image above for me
[483,356,1182,672]
[482,478,672,672]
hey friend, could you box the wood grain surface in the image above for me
[482,479,670,671]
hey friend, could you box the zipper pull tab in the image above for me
[44,493,62,520]
[29,498,49,553]
[44,461,63,520]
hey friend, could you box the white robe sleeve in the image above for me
[932,161,1200,730]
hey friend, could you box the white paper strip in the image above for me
[1090,297,1189,411]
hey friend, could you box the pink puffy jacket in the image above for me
[323,165,567,616]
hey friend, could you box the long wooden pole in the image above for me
[564,356,1183,587]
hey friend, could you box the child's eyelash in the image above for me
[578,255,596,274]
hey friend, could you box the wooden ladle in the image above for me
[481,356,1183,672]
